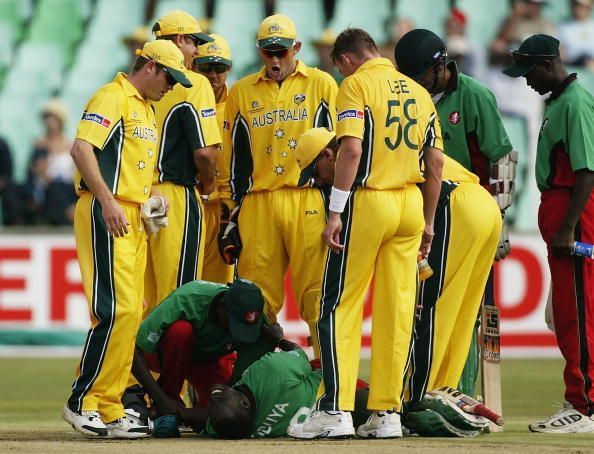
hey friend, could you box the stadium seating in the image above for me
[329,0,389,43]
[27,0,88,67]
[395,0,449,38]
[0,0,593,232]
[152,0,204,21]
[457,0,509,49]
[275,0,325,67]
[0,0,31,43]
[500,115,529,227]
[212,0,263,75]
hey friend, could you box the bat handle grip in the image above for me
[463,403,504,426]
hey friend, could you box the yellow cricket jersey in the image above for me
[442,154,480,184]
[336,58,443,190]
[214,85,233,202]
[153,71,221,186]
[75,73,158,205]
[223,60,338,200]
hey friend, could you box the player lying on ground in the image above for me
[129,278,297,425]
[149,348,371,438]
[292,127,502,437]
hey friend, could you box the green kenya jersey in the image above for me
[206,349,322,438]
[136,280,274,379]
[436,61,512,185]
[536,74,594,192]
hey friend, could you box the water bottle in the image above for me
[417,253,433,281]
[572,241,594,259]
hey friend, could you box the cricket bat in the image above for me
[480,269,503,432]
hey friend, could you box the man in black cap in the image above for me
[130,278,295,425]
[394,28,515,402]
[504,34,594,434]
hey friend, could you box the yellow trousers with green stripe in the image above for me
[316,185,423,412]
[201,200,235,284]
[144,181,205,316]
[68,194,146,423]
[407,182,501,403]
[237,188,326,356]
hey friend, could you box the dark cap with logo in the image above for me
[394,29,447,80]
[225,279,264,343]
[503,34,560,78]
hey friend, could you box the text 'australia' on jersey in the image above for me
[336,58,443,190]
[75,73,158,204]
[223,61,338,200]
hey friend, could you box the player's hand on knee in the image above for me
[218,205,242,264]
[101,197,129,237]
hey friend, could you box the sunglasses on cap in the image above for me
[262,47,291,58]
[511,51,558,60]
[157,64,177,86]
[186,35,200,47]
[197,63,229,74]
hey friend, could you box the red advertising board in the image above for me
[0,233,557,356]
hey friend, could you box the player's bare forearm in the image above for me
[421,145,443,231]
[552,170,594,255]
[131,347,167,403]
[70,139,114,206]
[332,136,362,193]
[560,170,594,231]
[194,144,218,195]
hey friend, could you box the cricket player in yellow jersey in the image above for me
[222,14,338,351]
[290,28,444,440]
[406,155,501,405]
[63,40,192,439]
[194,34,235,284]
[145,11,221,314]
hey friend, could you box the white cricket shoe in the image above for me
[62,404,107,437]
[529,402,594,433]
[288,410,355,439]
[105,412,151,439]
[356,411,403,438]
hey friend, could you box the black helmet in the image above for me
[394,29,447,80]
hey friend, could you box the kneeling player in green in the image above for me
[130,278,290,426]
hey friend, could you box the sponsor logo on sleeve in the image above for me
[337,109,364,121]
[200,108,216,118]
[82,112,112,128]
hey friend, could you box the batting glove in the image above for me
[217,204,242,265]
[141,196,168,236]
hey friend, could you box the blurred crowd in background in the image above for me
[0,0,593,228]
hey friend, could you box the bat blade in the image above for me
[481,302,503,432]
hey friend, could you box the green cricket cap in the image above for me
[503,34,560,78]
[225,279,264,343]
[394,29,447,80]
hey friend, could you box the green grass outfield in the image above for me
[1,357,593,453]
